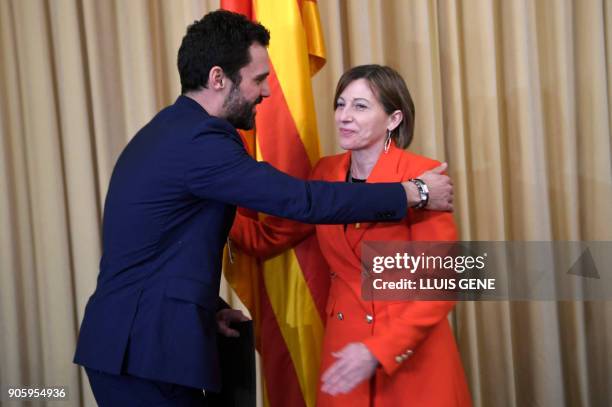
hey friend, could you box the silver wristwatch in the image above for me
[409,178,429,209]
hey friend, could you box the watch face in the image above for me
[409,179,429,208]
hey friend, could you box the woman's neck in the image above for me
[349,143,384,180]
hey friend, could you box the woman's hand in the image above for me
[321,342,379,396]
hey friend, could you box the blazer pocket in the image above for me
[164,277,216,310]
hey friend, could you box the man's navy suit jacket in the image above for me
[74,95,407,391]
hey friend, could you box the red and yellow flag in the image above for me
[221,1,327,406]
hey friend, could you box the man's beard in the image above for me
[223,83,261,130]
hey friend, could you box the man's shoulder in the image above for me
[142,100,239,143]
[190,116,239,141]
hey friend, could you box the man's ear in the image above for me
[208,66,226,90]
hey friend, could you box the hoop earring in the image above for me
[384,129,392,153]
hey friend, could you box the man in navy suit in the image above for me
[74,10,454,406]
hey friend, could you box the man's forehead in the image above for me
[241,43,270,74]
[249,43,269,59]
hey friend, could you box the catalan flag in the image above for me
[221,1,327,406]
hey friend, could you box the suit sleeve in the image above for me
[229,156,334,259]
[184,121,407,224]
[362,161,459,376]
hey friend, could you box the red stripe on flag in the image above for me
[294,236,330,321]
[256,64,313,179]
[220,0,252,18]
[259,276,307,407]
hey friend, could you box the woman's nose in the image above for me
[339,106,352,122]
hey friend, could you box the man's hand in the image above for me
[216,308,249,337]
[320,342,379,396]
[402,162,454,211]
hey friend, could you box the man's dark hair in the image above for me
[178,10,270,94]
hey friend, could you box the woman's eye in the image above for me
[355,104,367,110]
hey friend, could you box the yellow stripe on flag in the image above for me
[262,248,324,407]
[301,0,326,74]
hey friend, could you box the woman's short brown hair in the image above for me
[333,65,415,148]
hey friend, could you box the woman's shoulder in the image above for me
[396,149,443,179]
[310,152,349,180]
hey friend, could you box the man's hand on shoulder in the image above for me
[402,162,454,212]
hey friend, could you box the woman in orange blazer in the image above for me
[231,65,471,406]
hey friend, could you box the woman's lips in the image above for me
[338,128,356,137]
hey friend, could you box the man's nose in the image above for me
[261,79,271,98]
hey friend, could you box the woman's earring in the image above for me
[384,129,392,153]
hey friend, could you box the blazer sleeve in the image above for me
[184,120,408,224]
[362,160,459,376]
[229,156,335,259]
[230,214,314,259]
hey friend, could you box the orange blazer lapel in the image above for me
[346,144,405,244]
[315,153,365,278]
